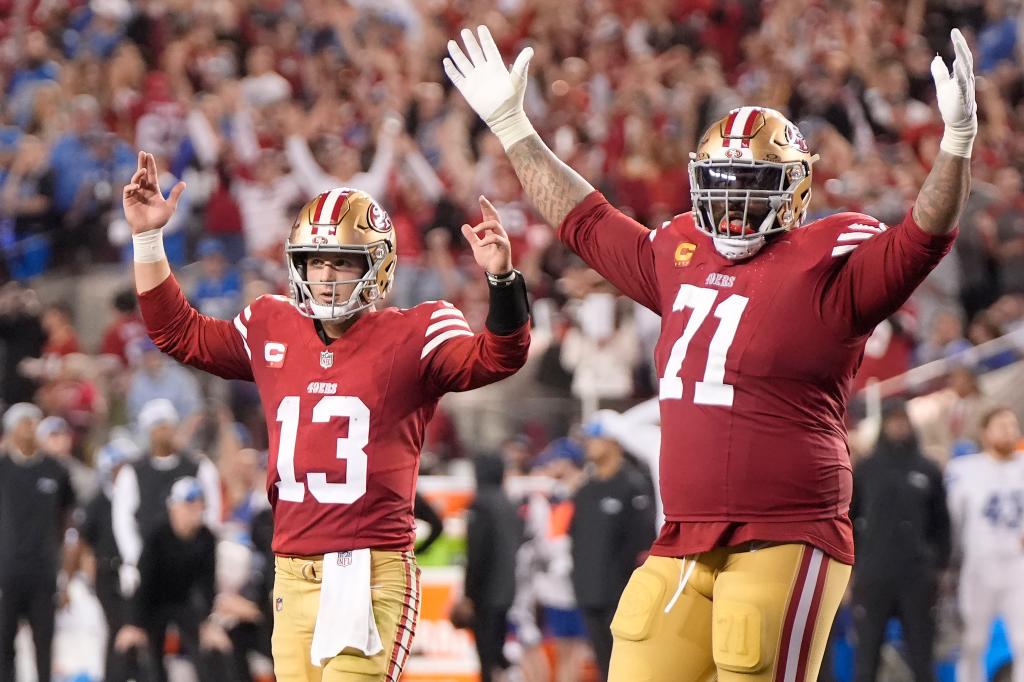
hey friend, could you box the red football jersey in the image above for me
[559,192,956,563]
[139,276,529,555]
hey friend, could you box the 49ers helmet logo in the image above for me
[367,200,392,233]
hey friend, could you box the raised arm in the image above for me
[912,29,977,236]
[444,26,594,228]
[123,151,252,380]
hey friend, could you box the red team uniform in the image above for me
[561,196,954,565]
[555,109,956,682]
[135,187,530,682]
[139,286,527,555]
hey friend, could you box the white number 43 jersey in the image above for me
[946,451,1024,565]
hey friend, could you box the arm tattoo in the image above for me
[912,151,972,236]
[506,135,595,228]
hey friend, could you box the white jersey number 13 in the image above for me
[275,395,369,504]
[660,285,748,407]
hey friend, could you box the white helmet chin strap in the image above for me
[712,234,766,260]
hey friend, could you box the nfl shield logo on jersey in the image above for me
[320,350,334,369]
[338,551,353,567]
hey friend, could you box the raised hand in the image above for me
[444,26,536,151]
[122,151,186,234]
[931,28,977,157]
[461,195,513,276]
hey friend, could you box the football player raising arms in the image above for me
[445,26,975,682]
[124,158,531,681]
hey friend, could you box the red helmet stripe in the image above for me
[740,108,760,147]
[316,188,349,224]
[310,192,329,223]
[724,107,757,149]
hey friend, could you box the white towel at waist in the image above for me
[310,548,383,666]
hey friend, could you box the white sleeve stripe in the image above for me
[845,223,886,233]
[831,244,859,257]
[430,308,466,320]
[232,317,252,358]
[233,316,248,338]
[836,232,875,243]
[243,305,252,321]
[420,329,474,359]
[425,318,472,337]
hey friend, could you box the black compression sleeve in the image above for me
[485,272,531,335]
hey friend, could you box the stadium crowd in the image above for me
[2,0,1024,680]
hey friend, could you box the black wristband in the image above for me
[485,270,530,335]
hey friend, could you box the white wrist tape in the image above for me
[939,117,977,158]
[132,228,166,263]
[490,109,537,152]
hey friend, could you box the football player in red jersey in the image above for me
[122,152,531,681]
[445,26,976,682]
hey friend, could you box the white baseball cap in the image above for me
[138,398,180,432]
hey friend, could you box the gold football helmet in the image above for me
[689,107,819,259]
[285,187,397,320]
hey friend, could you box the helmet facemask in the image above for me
[689,107,818,260]
[287,244,390,321]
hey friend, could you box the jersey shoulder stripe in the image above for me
[410,301,474,360]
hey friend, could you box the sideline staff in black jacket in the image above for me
[571,421,655,682]
[0,403,75,682]
[461,454,523,682]
[851,401,951,682]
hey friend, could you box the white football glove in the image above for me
[931,28,978,158]
[444,26,536,151]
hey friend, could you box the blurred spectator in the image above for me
[126,339,202,423]
[114,476,232,682]
[34,352,107,452]
[0,402,75,682]
[99,289,147,366]
[917,309,972,365]
[525,439,589,682]
[946,407,1024,682]
[40,302,80,357]
[966,310,1019,370]
[112,399,221,602]
[917,365,997,464]
[5,30,60,129]
[79,436,140,682]
[458,454,523,682]
[191,237,243,321]
[570,419,656,681]
[0,134,56,238]
[850,402,950,682]
[36,414,97,503]
[561,293,641,413]
[0,282,44,406]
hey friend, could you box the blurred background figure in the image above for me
[36,414,97,502]
[946,408,1024,682]
[114,476,231,682]
[112,398,221,603]
[850,401,951,682]
[457,454,523,682]
[0,402,75,682]
[79,436,140,682]
[570,419,656,681]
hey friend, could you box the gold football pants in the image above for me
[609,543,850,682]
[272,550,420,682]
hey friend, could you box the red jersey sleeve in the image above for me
[138,275,253,381]
[417,301,530,395]
[557,191,662,314]
[817,211,957,337]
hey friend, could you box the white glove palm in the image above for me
[931,28,978,157]
[444,26,536,151]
